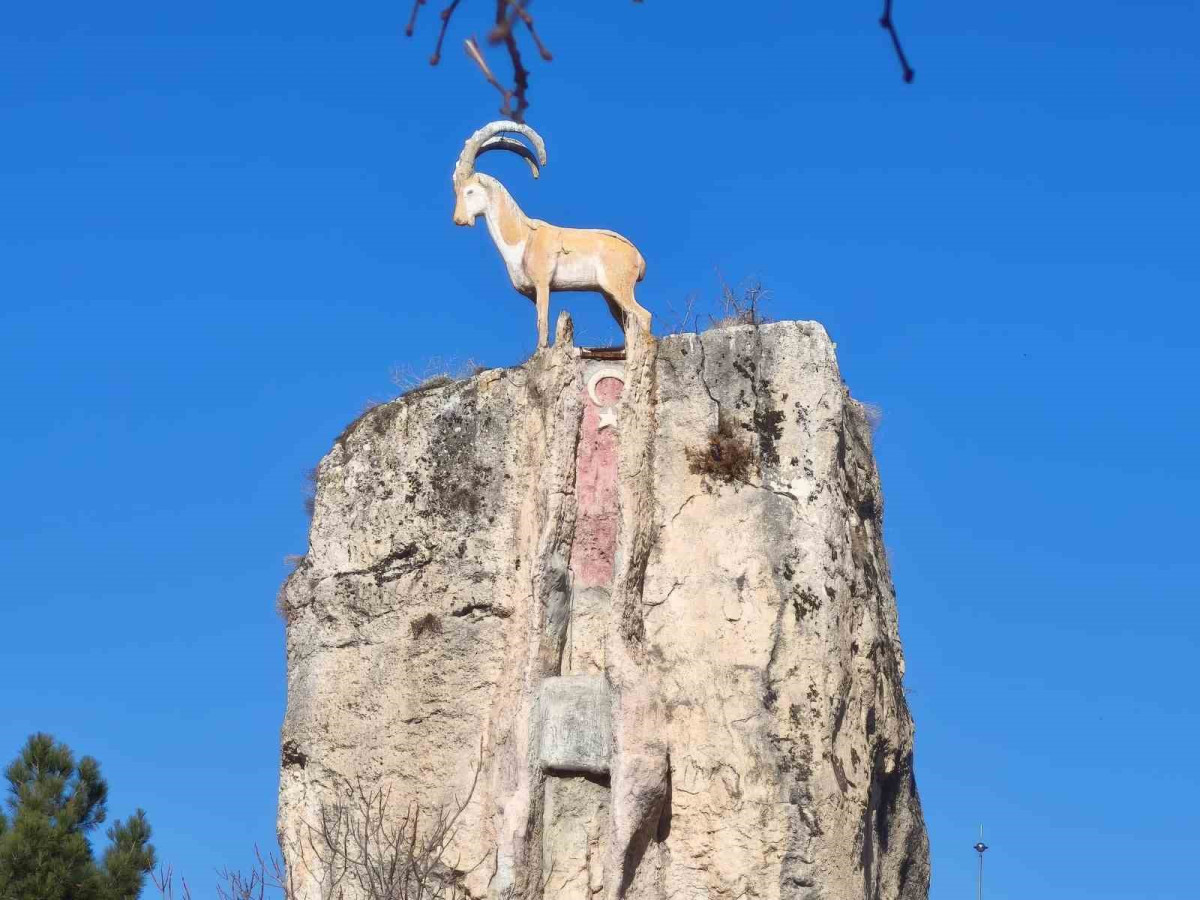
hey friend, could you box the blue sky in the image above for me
[1,2,1197,897]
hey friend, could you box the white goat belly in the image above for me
[552,254,599,289]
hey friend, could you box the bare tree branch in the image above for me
[491,0,553,61]
[480,0,533,120]
[291,749,485,900]
[429,0,465,66]
[879,0,915,83]
[151,865,194,900]
[464,36,515,116]
[499,29,530,121]
[405,0,427,38]
[407,3,915,117]
[150,754,482,899]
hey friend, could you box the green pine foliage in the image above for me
[0,733,155,900]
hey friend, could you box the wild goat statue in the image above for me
[452,122,651,348]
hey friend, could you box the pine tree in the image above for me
[0,733,155,900]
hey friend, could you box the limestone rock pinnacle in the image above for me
[277,320,930,900]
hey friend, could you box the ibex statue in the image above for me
[452,122,652,348]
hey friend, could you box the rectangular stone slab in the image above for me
[538,675,611,775]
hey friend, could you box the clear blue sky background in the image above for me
[2,2,1197,898]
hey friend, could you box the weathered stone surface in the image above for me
[278,320,929,900]
[543,775,608,900]
[538,676,611,775]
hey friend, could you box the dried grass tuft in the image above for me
[685,414,756,485]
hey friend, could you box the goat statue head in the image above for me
[451,121,547,226]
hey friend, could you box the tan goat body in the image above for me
[452,122,651,348]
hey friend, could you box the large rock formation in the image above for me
[277,319,929,900]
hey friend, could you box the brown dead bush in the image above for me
[686,415,756,485]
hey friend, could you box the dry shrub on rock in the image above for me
[686,414,756,486]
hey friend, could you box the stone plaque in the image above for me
[538,675,611,775]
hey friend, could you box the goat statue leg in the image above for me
[603,295,628,338]
[626,283,652,335]
[535,281,551,349]
[606,284,653,345]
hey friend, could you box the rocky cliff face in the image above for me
[278,319,929,900]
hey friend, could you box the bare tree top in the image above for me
[404,1,915,122]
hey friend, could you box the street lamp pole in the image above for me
[973,826,989,900]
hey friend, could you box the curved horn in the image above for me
[477,136,542,179]
[452,121,548,187]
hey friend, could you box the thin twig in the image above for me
[411,2,913,116]
[430,0,464,65]
[879,0,915,83]
[405,0,427,37]
[502,30,530,120]
[489,0,552,61]
[489,0,530,120]
[286,753,484,900]
[464,37,514,116]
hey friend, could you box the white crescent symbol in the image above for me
[586,366,626,431]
